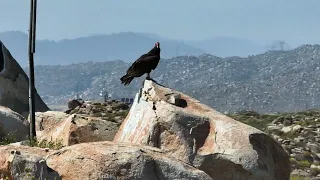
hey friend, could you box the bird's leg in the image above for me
[146,73,151,80]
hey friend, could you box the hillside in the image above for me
[0,31,205,66]
[29,44,320,114]
[229,110,320,179]
[0,31,270,67]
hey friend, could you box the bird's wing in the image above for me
[130,55,156,69]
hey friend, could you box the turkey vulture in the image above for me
[120,42,161,85]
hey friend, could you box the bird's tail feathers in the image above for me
[120,74,134,86]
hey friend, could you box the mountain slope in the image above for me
[29,44,320,114]
[0,31,205,66]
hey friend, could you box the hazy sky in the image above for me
[0,0,319,45]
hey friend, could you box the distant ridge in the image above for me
[0,31,205,67]
[1,31,274,67]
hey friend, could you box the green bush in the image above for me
[0,129,16,145]
[297,160,311,168]
[310,168,320,176]
[27,138,64,150]
[290,174,310,180]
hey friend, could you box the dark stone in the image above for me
[0,44,4,73]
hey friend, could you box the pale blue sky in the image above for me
[0,0,319,45]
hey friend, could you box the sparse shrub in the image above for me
[91,112,103,117]
[115,111,128,117]
[310,168,320,176]
[27,138,64,150]
[290,174,310,180]
[281,131,297,140]
[290,158,298,165]
[0,127,17,145]
[228,111,277,131]
[297,160,311,168]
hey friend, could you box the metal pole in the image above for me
[28,0,37,140]
[32,0,37,53]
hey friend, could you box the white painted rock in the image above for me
[114,80,291,180]
[0,41,49,117]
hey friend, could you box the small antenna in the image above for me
[279,41,285,51]
[76,82,79,99]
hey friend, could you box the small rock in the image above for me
[283,140,290,145]
[294,154,305,161]
[292,147,304,154]
[267,125,282,135]
[292,125,303,132]
[68,99,84,110]
[307,143,320,153]
[281,126,293,134]
[311,164,320,169]
[283,119,292,126]
[291,169,309,176]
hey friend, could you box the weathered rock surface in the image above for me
[114,80,291,180]
[36,114,119,146]
[34,101,129,146]
[0,41,49,117]
[0,142,212,180]
[0,145,59,180]
[47,141,212,180]
[0,106,29,142]
[28,111,69,131]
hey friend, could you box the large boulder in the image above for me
[0,41,49,117]
[114,80,291,180]
[0,142,212,180]
[0,106,29,142]
[28,111,69,131]
[37,114,120,146]
[0,145,60,180]
[32,101,130,146]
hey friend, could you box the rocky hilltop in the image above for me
[33,44,320,113]
[0,80,291,180]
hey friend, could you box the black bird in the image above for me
[120,42,161,85]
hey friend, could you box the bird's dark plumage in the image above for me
[120,42,161,85]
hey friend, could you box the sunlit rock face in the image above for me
[114,80,291,180]
[0,41,49,117]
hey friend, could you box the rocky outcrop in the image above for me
[47,141,212,180]
[0,80,292,179]
[66,98,84,112]
[0,41,49,117]
[34,101,129,146]
[0,106,29,142]
[0,142,212,180]
[28,111,69,131]
[114,80,291,180]
[36,114,120,146]
[0,145,60,180]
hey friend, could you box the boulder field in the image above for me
[0,80,290,180]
